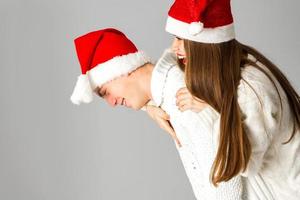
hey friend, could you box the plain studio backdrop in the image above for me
[0,0,299,200]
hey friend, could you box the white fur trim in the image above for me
[87,51,150,89]
[70,74,94,105]
[189,22,204,35]
[70,51,150,105]
[166,16,235,43]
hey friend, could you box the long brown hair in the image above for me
[180,39,300,186]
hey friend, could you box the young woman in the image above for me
[146,0,300,199]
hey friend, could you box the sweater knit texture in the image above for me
[150,49,300,200]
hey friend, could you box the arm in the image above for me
[141,100,182,147]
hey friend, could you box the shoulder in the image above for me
[237,56,288,128]
[238,57,285,107]
[151,48,184,105]
[237,58,287,139]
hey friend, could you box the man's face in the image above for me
[96,74,148,110]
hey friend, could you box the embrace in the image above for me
[70,0,300,199]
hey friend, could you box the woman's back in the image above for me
[237,55,300,199]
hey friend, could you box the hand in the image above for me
[145,105,182,147]
[176,87,208,113]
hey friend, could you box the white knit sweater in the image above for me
[149,49,300,199]
[236,55,300,200]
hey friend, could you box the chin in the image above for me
[131,101,147,110]
[126,98,145,110]
[131,104,143,111]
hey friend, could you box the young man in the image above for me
[70,28,243,200]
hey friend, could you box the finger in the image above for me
[145,106,157,119]
[193,100,207,108]
[157,118,182,147]
[176,90,189,99]
[175,138,182,148]
[158,110,170,120]
[181,101,208,113]
[193,96,206,103]
[178,104,190,112]
[159,119,181,144]
[159,118,176,136]
[176,139,182,148]
[148,106,169,120]
[192,103,209,113]
[177,95,207,108]
[176,87,189,97]
[178,98,193,108]
[176,94,193,105]
[177,89,206,104]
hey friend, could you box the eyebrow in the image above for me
[98,91,104,97]
[95,87,104,97]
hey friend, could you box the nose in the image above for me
[105,95,117,107]
[105,95,125,107]
[172,37,182,54]
[171,38,179,52]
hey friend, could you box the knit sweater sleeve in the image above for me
[237,66,281,177]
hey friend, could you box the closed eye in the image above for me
[100,91,106,97]
[97,88,106,98]
[174,35,183,40]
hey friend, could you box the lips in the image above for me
[177,53,185,59]
[121,98,129,107]
[121,98,125,106]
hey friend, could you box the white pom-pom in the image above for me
[70,74,94,105]
[189,22,204,36]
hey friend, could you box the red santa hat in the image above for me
[165,0,235,43]
[70,28,150,105]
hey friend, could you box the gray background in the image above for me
[0,0,299,200]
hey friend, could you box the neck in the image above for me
[132,62,154,101]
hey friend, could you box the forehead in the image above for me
[94,75,126,95]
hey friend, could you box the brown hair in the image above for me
[181,39,300,186]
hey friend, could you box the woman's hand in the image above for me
[145,105,182,148]
[176,87,208,113]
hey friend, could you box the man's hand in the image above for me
[176,87,208,113]
[145,105,182,147]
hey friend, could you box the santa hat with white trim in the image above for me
[70,28,150,105]
[165,0,235,43]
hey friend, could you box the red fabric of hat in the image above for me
[166,0,235,43]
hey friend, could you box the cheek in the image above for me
[103,96,115,106]
[124,84,147,108]
[171,39,177,50]
[179,42,186,55]
[107,79,127,97]
[123,83,137,99]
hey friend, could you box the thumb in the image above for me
[160,112,170,120]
